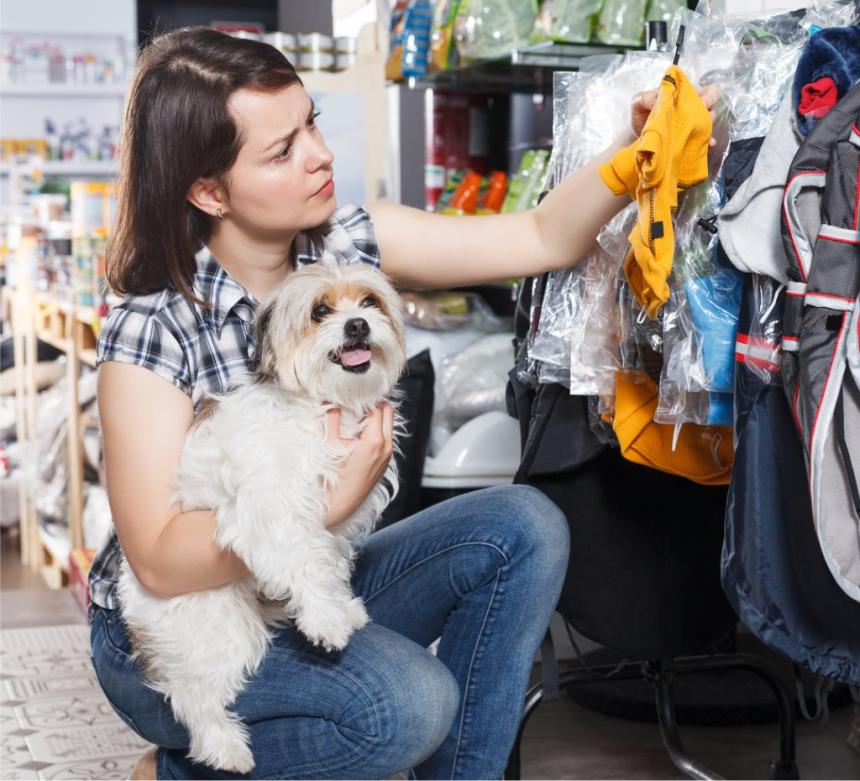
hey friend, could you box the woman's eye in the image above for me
[308,110,321,129]
[275,143,291,161]
[312,304,331,322]
[360,296,378,308]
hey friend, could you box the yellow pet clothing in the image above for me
[599,65,713,319]
[612,372,734,486]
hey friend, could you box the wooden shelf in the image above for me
[7,284,102,587]
[0,81,128,97]
[0,160,118,177]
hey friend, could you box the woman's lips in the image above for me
[313,178,334,198]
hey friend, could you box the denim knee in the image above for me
[341,632,460,772]
[484,484,571,570]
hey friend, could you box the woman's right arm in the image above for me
[99,363,394,599]
[99,361,250,599]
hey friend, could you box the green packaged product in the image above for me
[595,0,647,46]
[532,0,604,44]
[501,149,549,213]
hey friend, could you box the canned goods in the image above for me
[334,36,357,54]
[297,50,335,71]
[264,31,298,59]
[297,33,334,52]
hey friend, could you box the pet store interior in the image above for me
[1,0,859,779]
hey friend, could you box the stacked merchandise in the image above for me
[518,0,860,693]
[386,0,688,80]
[70,181,114,317]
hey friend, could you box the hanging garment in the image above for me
[599,64,713,319]
[719,26,860,282]
[791,26,860,138]
[722,272,860,685]
[779,81,860,603]
[718,90,800,282]
[612,371,734,485]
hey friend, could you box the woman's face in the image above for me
[222,83,336,237]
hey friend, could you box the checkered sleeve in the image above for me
[327,203,381,268]
[96,306,191,395]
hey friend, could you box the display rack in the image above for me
[4,281,98,588]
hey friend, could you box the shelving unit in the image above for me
[0,160,118,177]
[404,40,637,94]
[0,82,129,97]
[4,278,98,587]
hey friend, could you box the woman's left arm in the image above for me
[367,129,634,290]
[368,84,718,290]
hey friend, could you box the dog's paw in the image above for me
[297,598,368,653]
[345,596,370,631]
[191,720,255,774]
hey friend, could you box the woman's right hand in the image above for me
[323,403,394,528]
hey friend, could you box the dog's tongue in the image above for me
[341,348,371,367]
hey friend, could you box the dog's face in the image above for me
[252,262,406,409]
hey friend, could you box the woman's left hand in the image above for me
[630,83,721,147]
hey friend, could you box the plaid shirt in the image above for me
[89,203,381,611]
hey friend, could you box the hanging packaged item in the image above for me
[430,0,461,72]
[779,80,860,603]
[453,0,540,62]
[612,370,734,485]
[598,63,714,320]
[385,0,411,81]
[532,0,603,44]
[401,0,434,78]
[595,0,647,46]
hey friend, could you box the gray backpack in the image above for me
[780,81,860,603]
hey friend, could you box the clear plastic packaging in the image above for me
[433,332,514,440]
[595,0,648,46]
[399,290,505,332]
[532,0,603,44]
[532,52,670,396]
[454,0,539,61]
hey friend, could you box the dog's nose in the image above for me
[344,318,369,339]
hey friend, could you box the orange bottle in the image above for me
[477,171,508,214]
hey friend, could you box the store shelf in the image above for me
[403,40,638,94]
[0,160,118,177]
[0,82,128,97]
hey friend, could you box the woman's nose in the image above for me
[307,135,334,171]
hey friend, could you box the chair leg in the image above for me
[505,681,547,780]
[653,663,725,780]
[673,653,799,780]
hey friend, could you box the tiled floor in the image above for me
[0,624,152,780]
[2,529,859,780]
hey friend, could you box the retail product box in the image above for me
[69,547,96,615]
[70,181,116,237]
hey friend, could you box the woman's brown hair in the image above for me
[106,27,302,306]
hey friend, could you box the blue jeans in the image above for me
[89,484,570,779]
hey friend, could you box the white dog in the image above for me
[117,261,407,773]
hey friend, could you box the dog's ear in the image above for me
[251,300,277,382]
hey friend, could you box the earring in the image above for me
[216,207,225,220]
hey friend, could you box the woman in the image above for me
[90,27,717,780]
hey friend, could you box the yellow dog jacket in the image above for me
[600,65,713,319]
[612,372,734,486]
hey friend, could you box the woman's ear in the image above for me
[187,177,228,219]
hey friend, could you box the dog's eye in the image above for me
[312,304,332,322]
[360,296,378,309]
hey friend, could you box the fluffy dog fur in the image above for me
[117,261,407,773]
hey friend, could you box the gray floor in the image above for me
[3,529,859,780]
